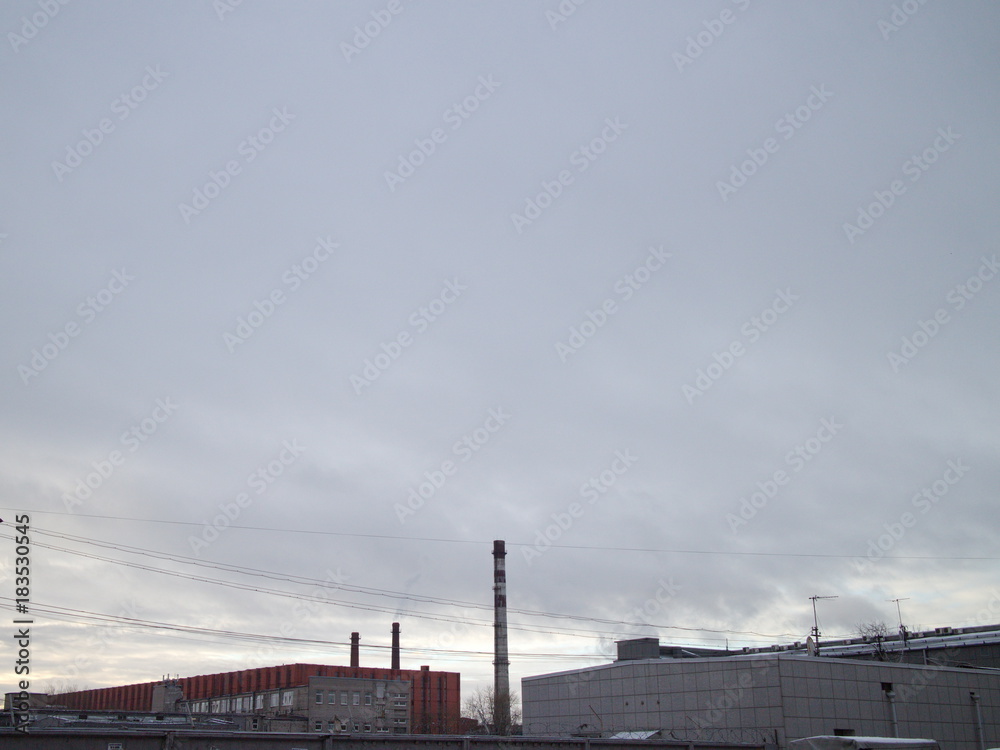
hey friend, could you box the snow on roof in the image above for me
[789,736,940,750]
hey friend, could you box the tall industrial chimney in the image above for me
[350,632,360,668]
[493,540,511,734]
[391,622,400,670]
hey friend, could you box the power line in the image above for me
[6,526,825,642]
[0,597,611,662]
[4,509,997,560]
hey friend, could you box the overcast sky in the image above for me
[1,0,999,706]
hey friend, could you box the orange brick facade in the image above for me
[55,663,460,733]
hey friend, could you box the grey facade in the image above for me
[522,653,999,750]
[304,675,412,734]
[178,675,412,734]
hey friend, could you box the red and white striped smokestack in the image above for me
[391,622,400,670]
[493,540,511,732]
[350,632,360,668]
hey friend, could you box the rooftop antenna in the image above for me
[810,595,838,655]
[889,597,910,648]
[888,598,909,630]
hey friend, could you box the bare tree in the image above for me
[462,686,521,735]
[44,682,87,695]
[857,620,890,661]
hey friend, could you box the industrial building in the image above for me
[45,626,461,734]
[610,623,1000,668]
[794,624,1000,668]
[522,628,1000,750]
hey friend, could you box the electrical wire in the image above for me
[2,526,824,642]
[3,508,997,560]
[0,597,616,662]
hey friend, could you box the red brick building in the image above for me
[54,663,460,734]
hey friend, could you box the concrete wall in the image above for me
[0,731,764,750]
[778,656,999,750]
[523,655,780,743]
[522,654,1000,750]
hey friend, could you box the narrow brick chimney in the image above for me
[350,632,360,668]
[391,622,400,670]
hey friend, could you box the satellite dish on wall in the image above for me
[806,636,816,656]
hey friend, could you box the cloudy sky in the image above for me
[1,0,999,706]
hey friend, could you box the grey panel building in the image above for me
[523,639,999,750]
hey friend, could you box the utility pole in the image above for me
[810,595,838,655]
